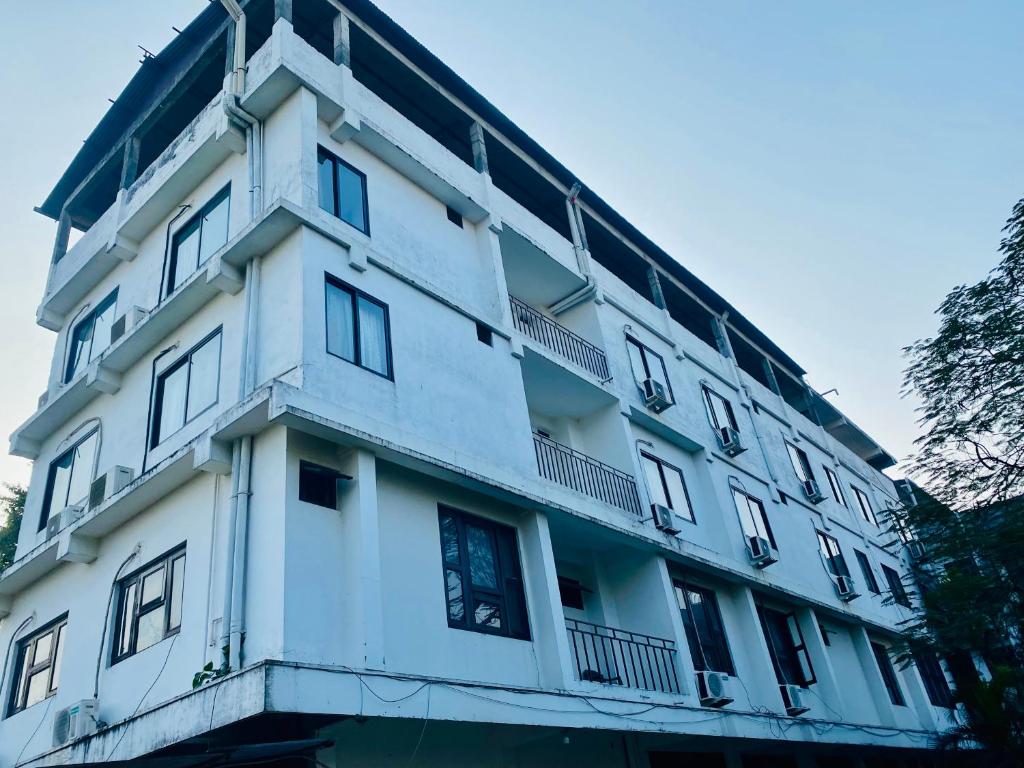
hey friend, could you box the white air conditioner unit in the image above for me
[695,670,734,708]
[747,535,778,568]
[717,426,746,457]
[45,504,84,541]
[52,699,98,747]
[109,306,148,345]
[641,378,672,413]
[802,479,826,504]
[833,574,860,602]
[907,539,927,561]
[780,684,809,716]
[651,504,681,536]
[88,466,134,510]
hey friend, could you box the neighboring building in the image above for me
[0,1,960,766]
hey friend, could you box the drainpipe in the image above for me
[550,182,597,315]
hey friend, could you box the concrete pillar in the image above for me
[730,586,786,712]
[119,135,141,190]
[794,607,845,719]
[274,0,292,23]
[333,11,351,67]
[51,209,72,263]
[850,625,898,726]
[655,559,696,696]
[470,121,489,175]
[711,316,735,361]
[761,357,782,396]
[646,266,667,310]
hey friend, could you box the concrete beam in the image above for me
[333,12,351,67]
[194,435,234,475]
[0,594,11,619]
[206,256,245,295]
[87,364,123,395]
[469,121,489,175]
[274,0,292,23]
[57,531,99,564]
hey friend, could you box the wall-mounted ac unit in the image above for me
[52,699,98,747]
[802,479,826,504]
[717,426,746,457]
[747,535,778,568]
[906,539,927,561]
[109,306,148,345]
[642,378,672,413]
[780,684,809,716]
[45,505,84,541]
[651,504,681,536]
[88,466,134,510]
[695,670,734,708]
[833,574,859,602]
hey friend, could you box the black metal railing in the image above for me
[510,295,610,380]
[533,433,642,516]
[565,618,680,694]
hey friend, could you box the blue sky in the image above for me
[0,1,1020,487]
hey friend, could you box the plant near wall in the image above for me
[0,483,26,572]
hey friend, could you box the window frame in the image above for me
[317,145,370,235]
[165,186,231,296]
[785,442,816,485]
[823,466,847,507]
[675,581,735,675]
[640,451,696,524]
[38,427,99,531]
[852,486,878,526]
[816,530,851,579]
[913,649,954,708]
[732,487,777,549]
[298,460,348,509]
[324,274,393,380]
[6,614,68,716]
[65,289,119,383]
[870,641,906,706]
[437,506,530,641]
[757,604,816,688]
[854,549,882,594]
[626,336,674,402]
[111,546,186,665]
[702,385,739,433]
[881,564,912,608]
[149,329,223,449]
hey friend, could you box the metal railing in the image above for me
[565,618,681,694]
[533,433,642,516]
[510,295,610,380]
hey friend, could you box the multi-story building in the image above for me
[0,2,961,766]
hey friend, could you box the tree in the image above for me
[895,198,1024,764]
[0,483,26,572]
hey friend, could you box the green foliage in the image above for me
[0,483,26,572]
[192,647,231,689]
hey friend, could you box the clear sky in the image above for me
[0,1,1020,489]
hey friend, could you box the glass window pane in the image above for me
[32,632,52,665]
[198,196,230,265]
[439,514,460,564]
[65,431,98,508]
[445,569,464,622]
[466,525,498,589]
[120,582,137,657]
[357,297,388,376]
[186,336,221,420]
[141,567,165,606]
[627,340,647,383]
[171,225,200,292]
[66,320,93,381]
[664,466,693,521]
[25,669,48,708]
[473,599,502,629]
[337,162,366,231]
[50,625,65,692]
[46,455,74,519]
[157,363,189,443]
[135,607,164,653]
[318,152,336,214]
[169,556,185,630]
[642,457,667,508]
[326,283,356,362]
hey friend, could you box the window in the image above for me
[7,616,67,715]
[913,649,954,708]
[476,321,493,346]
[816,531,851,579]
[641,452,695,524]
[325,276,392,378]
[881,564,911,607]
[732,487,776,549]
[852,486,878,526]
[446,205,463,227]
[823,466,847,507]
[317,146,369,234]
[702,385,738,434]
[786,442,816,484]
[758,605,815,687]
[870,642,906,706]
[437,507,529,640]
[65,289,118,382]
[626,336,673,401]
[112,547,186,664]
[818,623,831,647]
[558,576,585,610]
[39,428,99,530]
[298,461,348,509]
[167,187,230,294]
[150,331,222,448]
[854,549,881,594]
[675,582,734,675]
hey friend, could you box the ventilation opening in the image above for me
[476,322,493,346]
[446,205,464,228]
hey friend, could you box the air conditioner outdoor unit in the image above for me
[45,505,84,541]
[651,504,681,536]
[88,466,134,510]
[833,574,860,602]
[780,684,810,716]
[52,699,98,747]
[907,539,927,561]
[802,479,826,504]
[695,670,734,708]
[109,306,148,345]
[747,535,778,568]
[642,378,672,413]
[717,426,746,457]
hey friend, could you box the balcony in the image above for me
[533,432,641,516]
[511,296,609,380]
[565,618,681,694]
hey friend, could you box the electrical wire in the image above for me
[105,632,178,761]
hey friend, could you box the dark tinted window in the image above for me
[113,547,186,664]
[298,461,346,509]
[318,147,368,234]
[676,582,734,675]
[325,276,392,378]
[871,641,906,706]
[758,605,815,687]
[167,187,230,294]
[66,289,118,382]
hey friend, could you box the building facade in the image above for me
[0,2,960,766]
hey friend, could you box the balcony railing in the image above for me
[510,295,610,380]
[533,433,642,516]
[565,618,681,694]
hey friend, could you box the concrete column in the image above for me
[470,121,490,175]
[730,586,786,712]
[655,558,696,696]
[711,316,735,361]
[850,625,898,726]
[262,85,319,210]
[333,11,351,67]
[51,209,72,263]
[646,266,667,310]
[794,607,845,719]
[119,135,141,190]
[761,357,782,396]
[224,22,237,77]
[274,0,292,23]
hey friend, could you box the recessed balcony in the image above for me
[511,296,609,381]
[533,432,641,517]
[565,618,681,694]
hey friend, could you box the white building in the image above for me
[0,2,961,766]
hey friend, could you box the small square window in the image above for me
[558,576,585,610]
[446,206,463,228]
[299,461,348,509]
[476,322,493,346]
